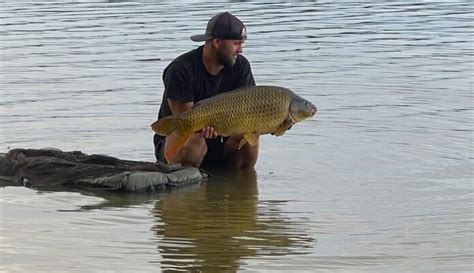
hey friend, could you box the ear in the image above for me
[211,38,222,48]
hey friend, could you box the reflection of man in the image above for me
[155,169,258,271]
[152,169,313,272]
[153,12,258,168]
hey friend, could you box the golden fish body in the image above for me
[151,85,317,161]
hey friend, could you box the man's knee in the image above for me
[168,135,207,167]
[236,143,259,168]
[224,137,259,169]
[181,135,207,158]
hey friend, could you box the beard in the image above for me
[217,48,237,67]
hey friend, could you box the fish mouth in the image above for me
[307,102,317,117]
[311,104,317,116]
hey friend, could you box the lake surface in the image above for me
[1,1,473,272]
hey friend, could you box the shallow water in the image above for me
[1,1,473,272]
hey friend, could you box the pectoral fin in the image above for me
[237,133,260,149]
[272,117,294,136]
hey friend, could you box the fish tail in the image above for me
[164,128,192,163]
[151,115,193,162]
[151,115,182,136]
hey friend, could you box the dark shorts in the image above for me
[154,134,228,167]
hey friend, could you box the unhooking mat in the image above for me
[0,148,205,192]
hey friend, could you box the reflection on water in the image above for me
[153,169,313,272]
[0,171,313,272]
[1,0,473,272]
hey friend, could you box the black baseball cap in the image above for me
[191,12,247,42]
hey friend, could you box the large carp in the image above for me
[151,85,317,161]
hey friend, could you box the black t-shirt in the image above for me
[157,46,255,120]
[153,46,255,155]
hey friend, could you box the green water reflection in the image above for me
[5,169,314,272]
[153,169,314,272]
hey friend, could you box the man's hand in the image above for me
[198,126,218,139]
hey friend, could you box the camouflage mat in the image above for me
[0,148,204,193]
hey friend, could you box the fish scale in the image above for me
[185,86,291,135]
[151,85,316,162]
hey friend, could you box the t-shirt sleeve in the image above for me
[233,56,256,89]
[162,61,194,103]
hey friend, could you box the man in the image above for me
[154,12,258,169]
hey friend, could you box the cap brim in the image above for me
[190,34,212,42]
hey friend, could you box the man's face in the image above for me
[216,28,246,67]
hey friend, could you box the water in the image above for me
[1,1,473,272]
